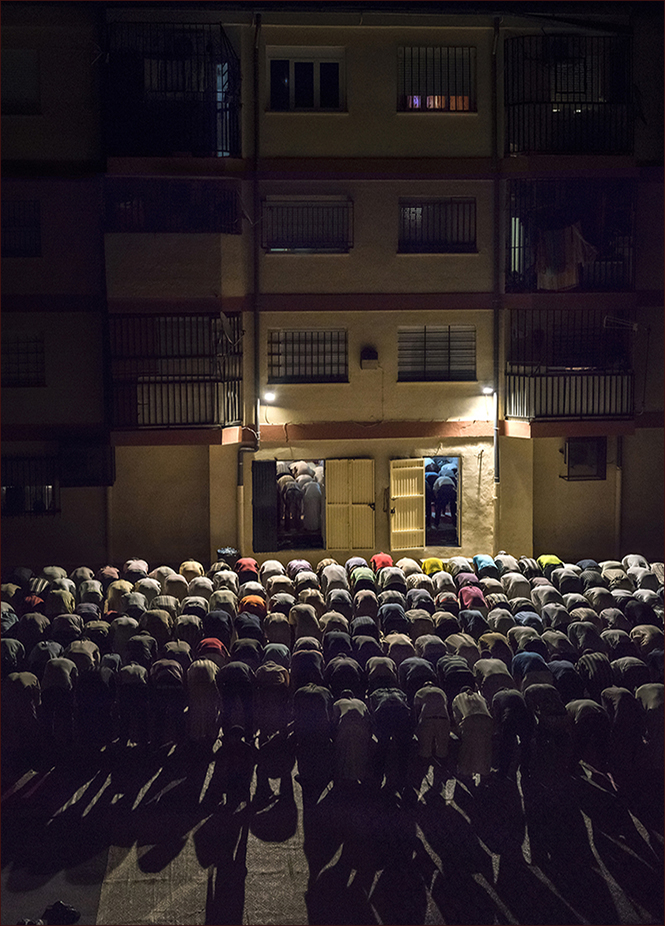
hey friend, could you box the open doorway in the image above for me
[275,459,325,549]
[425,456,459,547]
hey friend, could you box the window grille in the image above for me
[1,201,41,257]
[397,47,476,112]
[398,326,476,382]
[262,201,353,252]
[105,22,241,157]
[109,314,242,428]
[268,330,348,383]
[506,178,634,293]
[399,199,476,253]
[1,333,45,387]
[105,178,240,233]
[507,308,631,371]
[1,457,60,516]
[504,34,632,155]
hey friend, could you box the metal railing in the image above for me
[397,46,476,112]
[505,371,634,419]
[105,22,241,158]
[398,199,476,253]
[109,314,242,428]
[268,329,348,383]
[504,35,632,155]
[105,178,240,233]
[262,201,353,251]
[1,457,60,516]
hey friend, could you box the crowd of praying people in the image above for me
[2,550,663,813]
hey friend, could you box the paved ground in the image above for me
[2,740,663,926]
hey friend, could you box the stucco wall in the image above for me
[259,25,493,158]
[209,444,242,561]
[621,430,664,562]
[532,437,620,563]
[497,437,534,559]
[2,312,105,426]
[259,181,493,295]
[1,487,108,574]
[109,445,211,568]
[258,309,494,425]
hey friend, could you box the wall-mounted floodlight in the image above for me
[263,391,276,403]
[482,386,494,395]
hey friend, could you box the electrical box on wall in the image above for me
[360,346,379,369]
[560,437,607,481]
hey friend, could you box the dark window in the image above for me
[109,314,242,428]
[563,438,607,481]
[399,199,476,253]
[105,22,241,157]
[268,52,344,111]
[1,457,60,516]
[1,334,45,387]
[398,47,476,112]
[105,178,240,233]
[507,309,631,371]
[398,326,476,382]
[262,201,353,252]
[1,201,41,258]
[268,330,348,384]
[1,49,40,115]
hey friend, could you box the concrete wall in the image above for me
[2,4,101,163]
[621,430,664,562]
[532,437,620,563]
[2,179,103,295]
[1,312,106,426]
[497,437,534,558]
[109,445,211,569]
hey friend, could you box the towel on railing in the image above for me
[536,221,598,291]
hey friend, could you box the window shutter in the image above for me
[326,458,375,550]
[252,460,278,553]
[389,459,426,551]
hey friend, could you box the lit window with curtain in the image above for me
[397,47,476,112]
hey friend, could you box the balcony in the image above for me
[504,34,633,156]
[505,370,634,420]
[104,22,241,158]
[505,307,634,420]
[506,178,634,294]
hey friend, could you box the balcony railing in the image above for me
[506,371,634,420]
[504,35,632,155]
[109,314,242,429]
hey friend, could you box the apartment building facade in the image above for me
[2,1,663,570]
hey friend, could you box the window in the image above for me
[1,333,46,387]
[399,199,476,253]
[1,201,41,258]
[268,47,345,111]
[1,49,40,114]
[105,178,240,233]
[105,22,241,157]
[262,200,353,252]
[398,47,476,112]
[1,458,60,516]
[268,330,348,384]
[398,326,476,382]
[562,438,607,481]
[109,314,242,428]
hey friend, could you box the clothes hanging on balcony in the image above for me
[536,222,598,291]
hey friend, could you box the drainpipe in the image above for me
[491,16,502,553]
[236,13,262,556]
